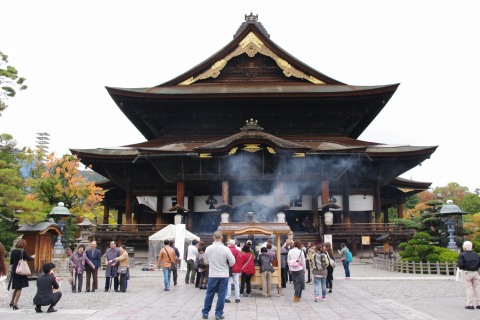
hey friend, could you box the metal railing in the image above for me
[328,223,415,235]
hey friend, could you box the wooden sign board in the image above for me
[362,236,371,245]
[324,234,332,244]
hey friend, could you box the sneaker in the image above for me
[328,289,332,293]
[235,299,240,303]
[321,296,326,301]
[47,307,58,313]
[314,295,319,302]
[35,307,43,313]
[224,299,231,303]
[215,316,225,320]
[202,315,208,319]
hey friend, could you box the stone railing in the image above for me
[373,257,458,276]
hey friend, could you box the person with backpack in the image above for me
[196,245,208,289]
[312,244,329,302]
[324,242,336,293]
[339,243,351,279]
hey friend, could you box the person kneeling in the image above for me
[33,263,62,313]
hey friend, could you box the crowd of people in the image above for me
[153,233,353,320]
[2,235,480,316]
[0,239,130,313]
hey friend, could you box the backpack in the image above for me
[346,250,353,263]
[197,257,205,269]
[313,252,329,271]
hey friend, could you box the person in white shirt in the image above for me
[201,231,235,320]
[185,239,198,284]
[287,239,306,302]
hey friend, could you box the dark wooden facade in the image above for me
[71,15,437,248]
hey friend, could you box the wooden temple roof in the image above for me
[70,15,437,196]
[105,15,399,140]
[71,134,437,159]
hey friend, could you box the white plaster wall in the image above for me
[193,195,222,212]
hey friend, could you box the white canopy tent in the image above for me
[148,224,200,270]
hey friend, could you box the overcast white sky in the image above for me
[2,1,479,192]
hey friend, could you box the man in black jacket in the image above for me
[458,241,480,310]
[33,263,62,313]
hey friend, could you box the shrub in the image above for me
[426,253,440,263]
[472,241,480,253]
[438,249,459,263]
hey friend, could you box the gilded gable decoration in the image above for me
[178,31,325,85]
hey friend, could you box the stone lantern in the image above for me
[438,200,467,251]
[76,217,96,247]
[48,202,72,253]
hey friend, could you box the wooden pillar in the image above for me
[133,197,139,225]
[321,180,329,205]
[187,192,194,231]
[222,180,229,204]
[343,187,350,225]
[117,210,123,225]
[312,195,319,226]
[177,181,185,207]
[383,205,389,224]
[156,190,163,227]
[125,191,132,225]
[374,182,382,224]
[398,201,404,219]
[103,197,110,224]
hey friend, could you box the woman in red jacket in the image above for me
[239,244,256,297]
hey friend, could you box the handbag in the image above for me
[288,252,302,268]
[241,253,253,275]
[164,248,177,270]
[118,266,128,274]
[16,251,32,276]
[455,267,463,282]
[326,252,336,268]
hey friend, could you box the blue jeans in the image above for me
[202,277,229,318]
[313,277,326,297]
[343,260,350,278]
[163,267,171,289]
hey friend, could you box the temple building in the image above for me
[71,15,437,251]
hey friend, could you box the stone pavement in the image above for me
[0,269,476,320]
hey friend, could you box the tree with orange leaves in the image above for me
[26,154,104,218]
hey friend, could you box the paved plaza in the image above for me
[0,262,475,320]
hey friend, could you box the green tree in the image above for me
[433,182,469,204]
[404,194,420,209]
[0,134,46,249]
[0,51,27,115]
[398,231,459,263]
[460,193,480,214]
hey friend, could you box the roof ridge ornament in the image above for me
[241,118,264,131]
[245,12,258,22]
